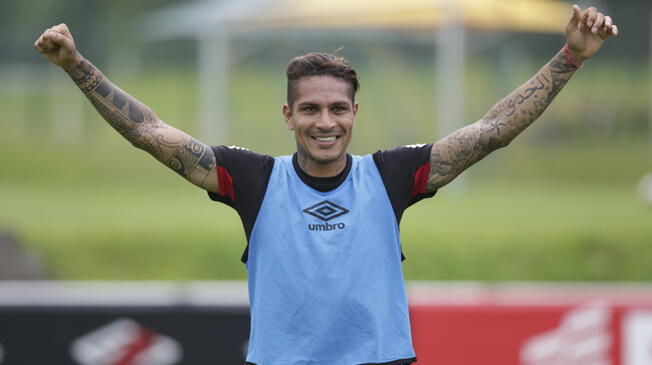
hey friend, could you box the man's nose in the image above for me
[316,110,336,130]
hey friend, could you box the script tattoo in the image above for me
[427,49,576,191]
[66,59,103,94]
[66,58,216,188]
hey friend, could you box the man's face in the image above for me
[283,75,358,174]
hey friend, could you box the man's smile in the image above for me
[311,135,341,146]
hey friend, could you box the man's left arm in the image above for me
[427,5,618,191]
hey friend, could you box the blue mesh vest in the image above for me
[245,154,415,365]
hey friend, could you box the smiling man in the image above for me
[284,70,358,177]
[34,5,617,365]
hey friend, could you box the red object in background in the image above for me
[408,283,652,365]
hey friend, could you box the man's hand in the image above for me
[33,23,81,70]
[566,5,618,64]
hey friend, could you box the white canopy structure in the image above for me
[142,0,571,143]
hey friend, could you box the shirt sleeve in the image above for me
[207,146,275,254]
[372,143,436,226]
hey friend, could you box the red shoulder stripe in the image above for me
[217,166,236,202]
[410,162,430,198]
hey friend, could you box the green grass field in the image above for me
[1,61,650,281]
[1,138,650,281]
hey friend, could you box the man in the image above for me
[34,5,617,365]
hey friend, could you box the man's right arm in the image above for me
[34,24,218,193]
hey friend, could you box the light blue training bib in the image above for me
[245,154,415,365]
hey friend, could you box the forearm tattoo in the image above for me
[66,60,103,94]
[427,49,577,190]
[66,59,216,188]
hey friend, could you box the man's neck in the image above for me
[296,152,347,178]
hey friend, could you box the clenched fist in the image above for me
[565,5,618,64]
[33,23,81,70]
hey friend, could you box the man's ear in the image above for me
[282,104,294,130]
[352,102,359,126]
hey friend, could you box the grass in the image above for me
[1,137,650,281]
[1,60,650,281]
[401,182,652,281]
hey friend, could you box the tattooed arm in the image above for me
[34,24,218,193]
[427,49,576,190]
[427,5,618,191]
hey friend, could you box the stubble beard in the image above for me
[296,142,347,176]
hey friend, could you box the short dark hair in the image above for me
[286,52,360,108]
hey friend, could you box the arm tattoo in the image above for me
[66,59,103,94]
[155,133,216,181]
[66,58,216,189]
[427,48,577,191]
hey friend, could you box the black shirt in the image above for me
[208,144,436,262]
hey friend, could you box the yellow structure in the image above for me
[251,0,569,34]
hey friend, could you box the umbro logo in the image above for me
[303,200,349,222]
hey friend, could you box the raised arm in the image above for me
[427,5,618,191]
[34,24,219,193]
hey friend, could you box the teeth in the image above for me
[315,136,336,142]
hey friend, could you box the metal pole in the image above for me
[198,25,229,144]
[649,9,652,144]
[51,67,83,143]
[435,4,466,190]
[435,21,466,138]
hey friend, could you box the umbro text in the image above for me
[308,222,346,231]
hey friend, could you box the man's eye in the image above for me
[332,106,347,112]
[304,106,318,112]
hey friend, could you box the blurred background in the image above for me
[1,0,650,281]
[1,0,652,364]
